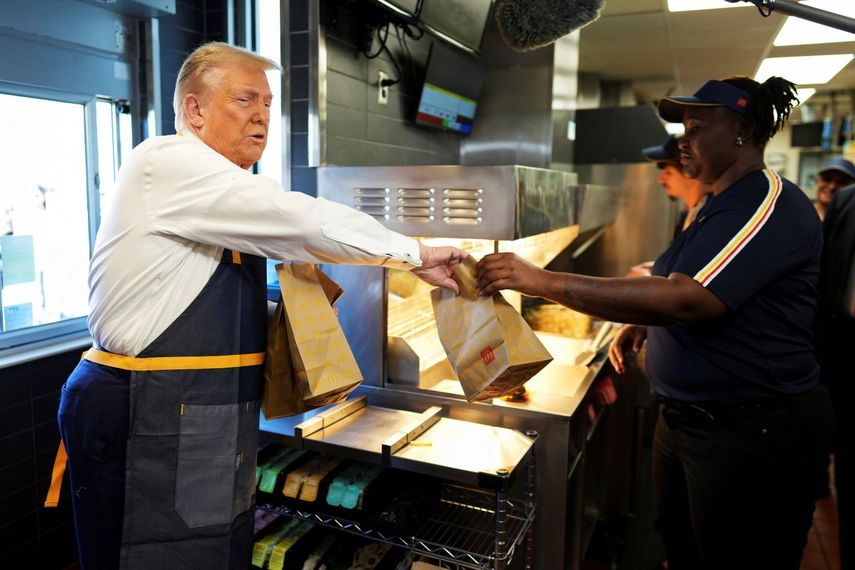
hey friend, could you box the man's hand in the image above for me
[608,324,647,374]
[411,243,468,294]
[475,252,546,297]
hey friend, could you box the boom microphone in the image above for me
[494,0,606,52]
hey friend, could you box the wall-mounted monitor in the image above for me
[415,42,484,135]
[791,121,824,148]
[418,0,493,54]
[373,0,419,19]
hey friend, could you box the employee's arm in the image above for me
[475,253,726,326]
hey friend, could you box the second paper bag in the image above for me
[262,263,362,419]
[431,256,553,402]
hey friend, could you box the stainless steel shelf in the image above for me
[257,486,535,570]
[260,397,535,490]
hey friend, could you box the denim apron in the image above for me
[84,249,267,569]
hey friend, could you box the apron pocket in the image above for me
[175,403,240,528]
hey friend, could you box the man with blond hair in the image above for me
[57,42,465,569]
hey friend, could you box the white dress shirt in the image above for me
[88,132,420,356]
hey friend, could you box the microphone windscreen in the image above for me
[495,0,606,52]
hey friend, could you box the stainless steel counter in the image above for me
[347,332,614,570]
[259,326,617,570]
[260,396,534,490]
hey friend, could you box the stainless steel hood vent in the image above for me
[319,165,579,240]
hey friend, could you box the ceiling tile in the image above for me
[577,0,855,102]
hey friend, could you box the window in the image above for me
[256,0,283,186]
[0,89,127,352]
[257,0,286,297]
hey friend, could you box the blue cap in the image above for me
[658,80,753,123]
[817,157,855,180]
[642,135,680,162]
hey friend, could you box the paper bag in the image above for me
[262,264,362,419]
[431,256,553,402]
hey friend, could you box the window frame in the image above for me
[0,81,119,354]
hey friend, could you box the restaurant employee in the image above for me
[813,157,855,220]
[57,42,466,570]
[476,76,832,569]
[643,134,709,238]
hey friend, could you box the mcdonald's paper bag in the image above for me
[262,264,362,419]
[431,256,553,402]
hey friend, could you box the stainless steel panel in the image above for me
[294,396,368,439]
[515,166,579,237]
[318,165,578,240]
[373,0,419,18]
[459,21,556,168]
[262,397,534,487]
[301,406,418,458]
[391,417,533,484]
[459,65,555,168]
[573,163,679,277]
[419,0,493,54]
[358,384,579,570]
[319,264,386,387]
[575,184,624,233]
[381,406,442,458]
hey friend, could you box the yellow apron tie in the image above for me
[83,348,264,371]
[44,439,67,508]
[43,348,264,507]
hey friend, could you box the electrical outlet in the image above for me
[377,71,389,105]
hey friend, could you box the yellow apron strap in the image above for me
[231,251,241,264]
[44,439,68,508]
[45,350,87,508]
[47,347,263,507]
[83,348,264,371]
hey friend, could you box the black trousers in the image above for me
[652,385,833,570]
[58,360,130,570]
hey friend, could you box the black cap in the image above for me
[817,157,855,180]
[658,80,753,123]
[642,135,680,162]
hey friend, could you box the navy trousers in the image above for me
[58,360,130,570]
[652,385,834,570]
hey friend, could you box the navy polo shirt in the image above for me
[647,169,822,402]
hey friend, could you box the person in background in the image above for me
[814,157,855,220]
[628,136,712,277]
[57,42,466,570]
[815,177,855,568]
[811,159,854,506]
[475,76,832,570]
[643,134,710,238]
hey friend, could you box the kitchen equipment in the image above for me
[574,321,614,366]
[310,164,623,569]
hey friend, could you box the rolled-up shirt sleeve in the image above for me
[144,135,421,270]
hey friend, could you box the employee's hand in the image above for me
[608,324,647,374]
[626,261,654,278]
[475,252,545,297]
[411,243,468,294]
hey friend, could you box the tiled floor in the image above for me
[801,462,841,570]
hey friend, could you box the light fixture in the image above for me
[667,0,745,12]
[795,88,816,105]
[755,54,854,85]
[665,123,685,136]
[774,1,855,46]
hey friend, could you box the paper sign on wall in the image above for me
[0,235,36,286]
[3,303,33,331]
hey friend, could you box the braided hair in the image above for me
[720,75,799,148]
